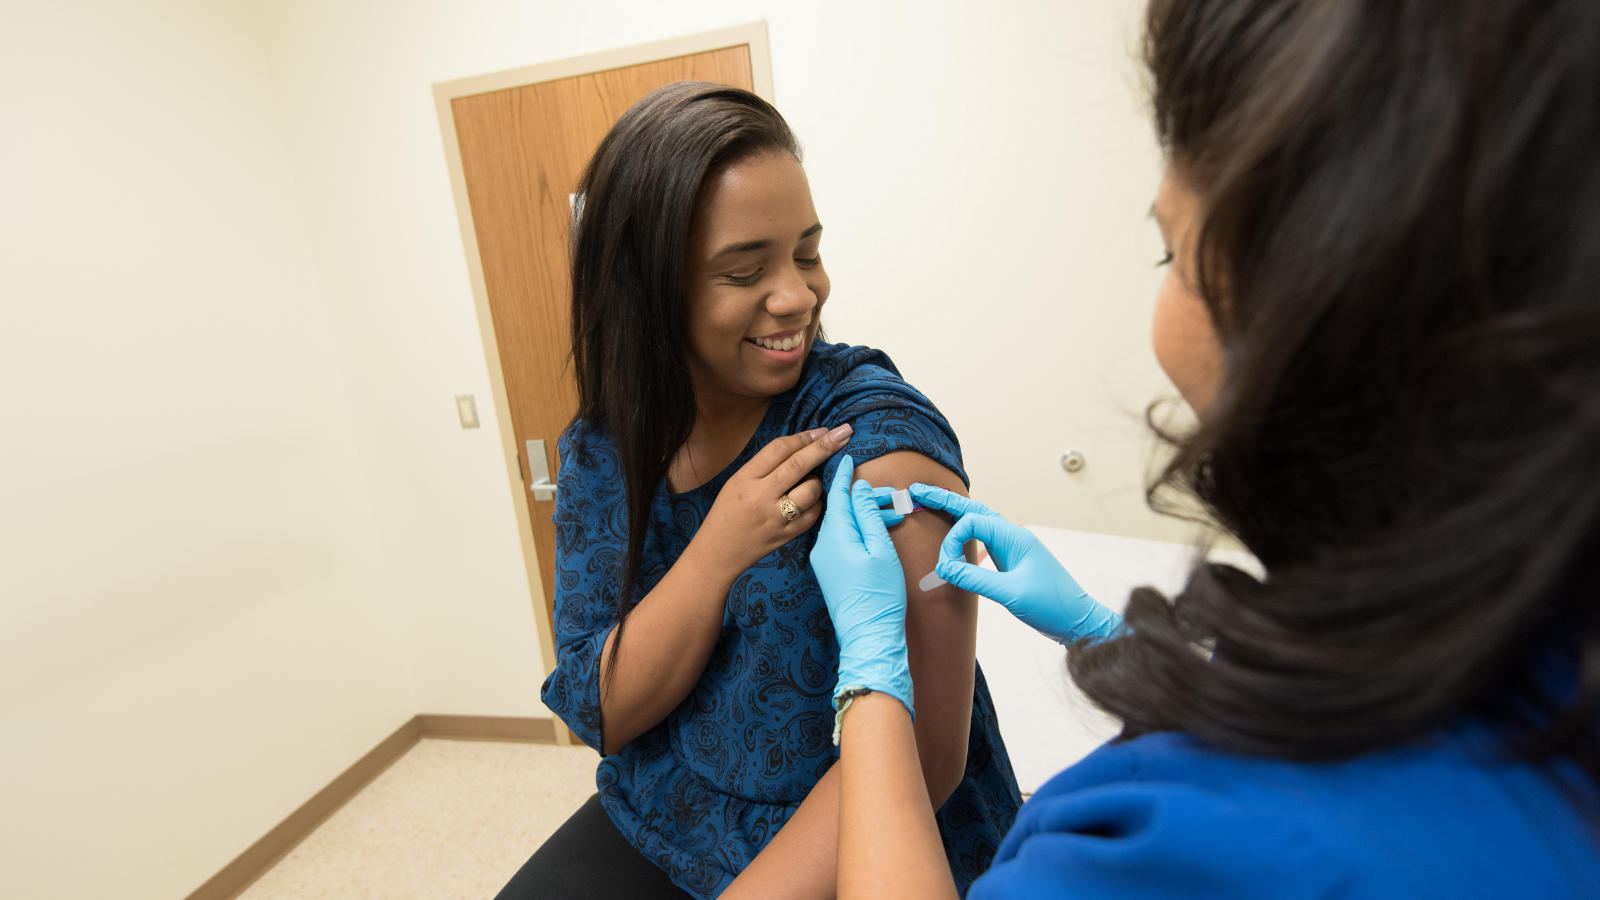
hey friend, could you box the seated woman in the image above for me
[494,83,1021,899]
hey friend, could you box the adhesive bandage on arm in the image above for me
[893,489,944,591]
[891,489,914,516]
[884,488,942,590]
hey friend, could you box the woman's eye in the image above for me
[1156,251,1174,268]
[724,269,762,286]
[796,255,822,269]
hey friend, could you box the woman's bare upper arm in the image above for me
[852,450,978,656]
[851,451,977,797]
[850,449,975,570]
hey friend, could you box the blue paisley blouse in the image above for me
[541,341,1022,898]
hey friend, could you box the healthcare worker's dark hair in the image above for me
[1071,0,1600,785]
[568,82,801,693]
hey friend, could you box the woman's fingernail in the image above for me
[828,423,853,443]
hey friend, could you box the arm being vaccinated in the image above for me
[810,469,1125,900]
[905,485,1122,644]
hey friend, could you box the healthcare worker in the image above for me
[809,0,1600,896]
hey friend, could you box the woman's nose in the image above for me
[767,264,818,318]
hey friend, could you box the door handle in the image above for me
[525,438,557,501]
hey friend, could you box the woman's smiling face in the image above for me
[682,152,830,404]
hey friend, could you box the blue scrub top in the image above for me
[542,341,1022,898]
[969,722,1600,899]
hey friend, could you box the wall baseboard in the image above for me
[183,714,561,900]
[416,713,557,743]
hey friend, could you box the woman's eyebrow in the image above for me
[709,239,771,261]
[708,224,824,262]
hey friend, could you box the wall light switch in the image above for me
[456,394,480,429]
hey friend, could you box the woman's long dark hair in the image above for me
[569,82,800,688]
[1071,0,1600,784]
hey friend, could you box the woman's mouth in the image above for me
[742,329,806,357]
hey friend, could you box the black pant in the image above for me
[495,793,693,900]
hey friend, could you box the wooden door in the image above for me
[451,47,755,629]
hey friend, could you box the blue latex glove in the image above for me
[810,455,915,719]
[910,484,1123,644]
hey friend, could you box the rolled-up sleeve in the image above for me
[539,426,625,753]
[812,377,968,492]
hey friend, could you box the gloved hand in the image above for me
[810,455,915,720]
[868,486,907,526]
[910,484,1122,644]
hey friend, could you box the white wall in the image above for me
[0,3,421,898]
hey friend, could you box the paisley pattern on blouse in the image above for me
[541,342,1021,898]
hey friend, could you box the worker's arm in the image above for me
[807,457,960,900]
[838,691,957,900]
[721,452,976,899]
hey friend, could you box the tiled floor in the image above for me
[237,739,601,900]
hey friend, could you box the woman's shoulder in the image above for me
[788,341,967,487]
[556,419,624,496]
[557,419,622,470]
[973,730,1600,900]
[558,418,611,455]
[787,340,954,436]
[792,340,914,407]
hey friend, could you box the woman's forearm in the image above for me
[596,427,845,755]
[720,766,840,900]
[597,536,745,754]
[838,693,959,900]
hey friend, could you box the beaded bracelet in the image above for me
[831,686,874,746]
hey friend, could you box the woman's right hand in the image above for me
[694,423,855,575]
[909,484,1123,644]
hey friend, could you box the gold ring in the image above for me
[778,496,800,522]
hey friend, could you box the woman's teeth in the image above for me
[749,334,803,351]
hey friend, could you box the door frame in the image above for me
[431,22,775,730]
